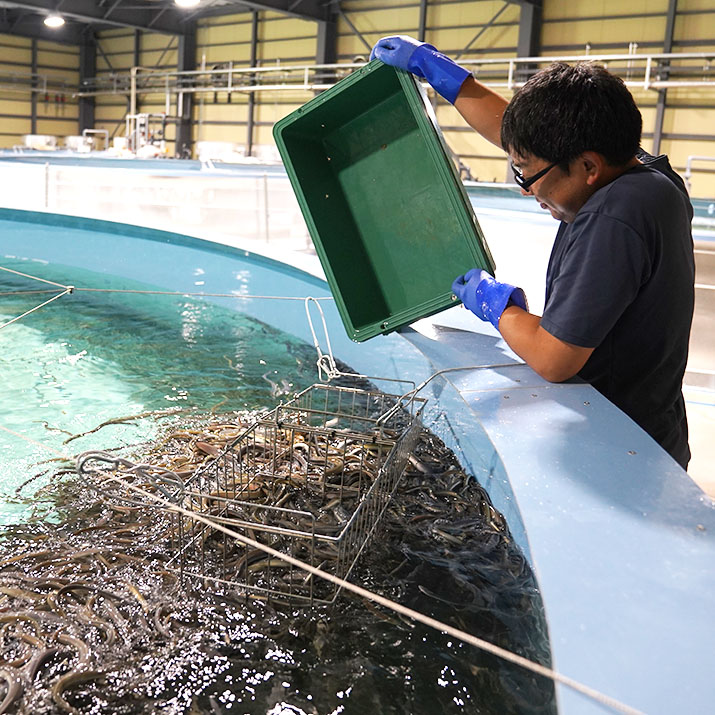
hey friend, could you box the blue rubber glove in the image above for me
[370,35,470,104]
[451,269,528,330]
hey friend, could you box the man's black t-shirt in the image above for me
[540,153,695,468]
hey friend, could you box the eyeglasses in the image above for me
[511,161,558,191]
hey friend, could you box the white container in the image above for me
[22,135,57,151]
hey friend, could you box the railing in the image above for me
[2,51,713,102]
[0,160,312,251]
[685,155,715,193]
[82,128,109,151]
[71,51,715,103]
[0,70,72,96]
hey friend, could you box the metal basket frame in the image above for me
[166,384,425,604]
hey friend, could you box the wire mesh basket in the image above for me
[166,383,425,604]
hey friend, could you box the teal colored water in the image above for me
[0,258,317,523]
[0,243,554,715]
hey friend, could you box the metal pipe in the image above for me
[644,56,652,89]
[30,39,38,135]
[247,11,258,158]
[418,0,428,43]
[684,155,715,192]
[82,128,109,150]
[68,51,715,99]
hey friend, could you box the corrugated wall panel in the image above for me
[0,98,32,115]
[36,119,79,134]
[141,48,179,69]
[37,49,78,70]
[540,0,715,198]
[542,0,669,51]
[0,38,32,66]
[257,37,315,63]
[193,11,318,157]
[428,1,520,57]
[11,2,707,194]
[100,34,135,55]
[542,17,666,50]
[94,30,134,143]
[0,33,78,148]
[96,30,135,72]
[338,6,420,49]
[0,117,33,135]
[196,14,253,153]
[197,14,253,64]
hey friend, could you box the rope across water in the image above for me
[0,266,645,714]
[0,264,334,332]
[0,423,643,715]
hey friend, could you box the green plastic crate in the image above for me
[273,61,495,342]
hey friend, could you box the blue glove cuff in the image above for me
[479,283,526,330]
[408,45,471,104]
[452,270,528,331]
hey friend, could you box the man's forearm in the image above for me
[497,306,594,382]
[453,76,508,149]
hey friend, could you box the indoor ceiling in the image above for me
[0,0,335,43]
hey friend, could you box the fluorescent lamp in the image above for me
[174,0,200,7]
[44,13,65,28]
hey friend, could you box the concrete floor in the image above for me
[685,237,715,496]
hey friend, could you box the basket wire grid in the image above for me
[165,384,425,604]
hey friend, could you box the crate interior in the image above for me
[277,64,484,337]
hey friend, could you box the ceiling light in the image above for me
[44,13,65,28]
[174,0,200,8]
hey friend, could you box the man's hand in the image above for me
[371,35,470,104]
[451,269,528,330]
[452,270,594,381]
[370,35,425,74]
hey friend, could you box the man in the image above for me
[371,36,695,469]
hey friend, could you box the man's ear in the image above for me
[580,151,606,186]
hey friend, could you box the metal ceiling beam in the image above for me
[0,0,190,34]
[652,0,678,155]
[246,10,258,157]
[0,11,87,43]
[175,21,196,158]
[78,32,96,132]
[316,13,337,64]
[229,0,330,22]
[417,0,428,42]
[31,37,37,132]
[517,0,541,58]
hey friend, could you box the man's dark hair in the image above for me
[500,62,642,167]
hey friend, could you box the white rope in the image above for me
[0,287,73,331]
[0,290,62,296]
[0,266,70,289]
[0,265,335,302]
[0,266,643,713]
[304,296,346,381]
[0,263,334,331]
[75,288,334,300]
[0,424,644,714]
[88,460,644,715]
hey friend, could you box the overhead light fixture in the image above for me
[174,0,200,8]
[44,13,65,28]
